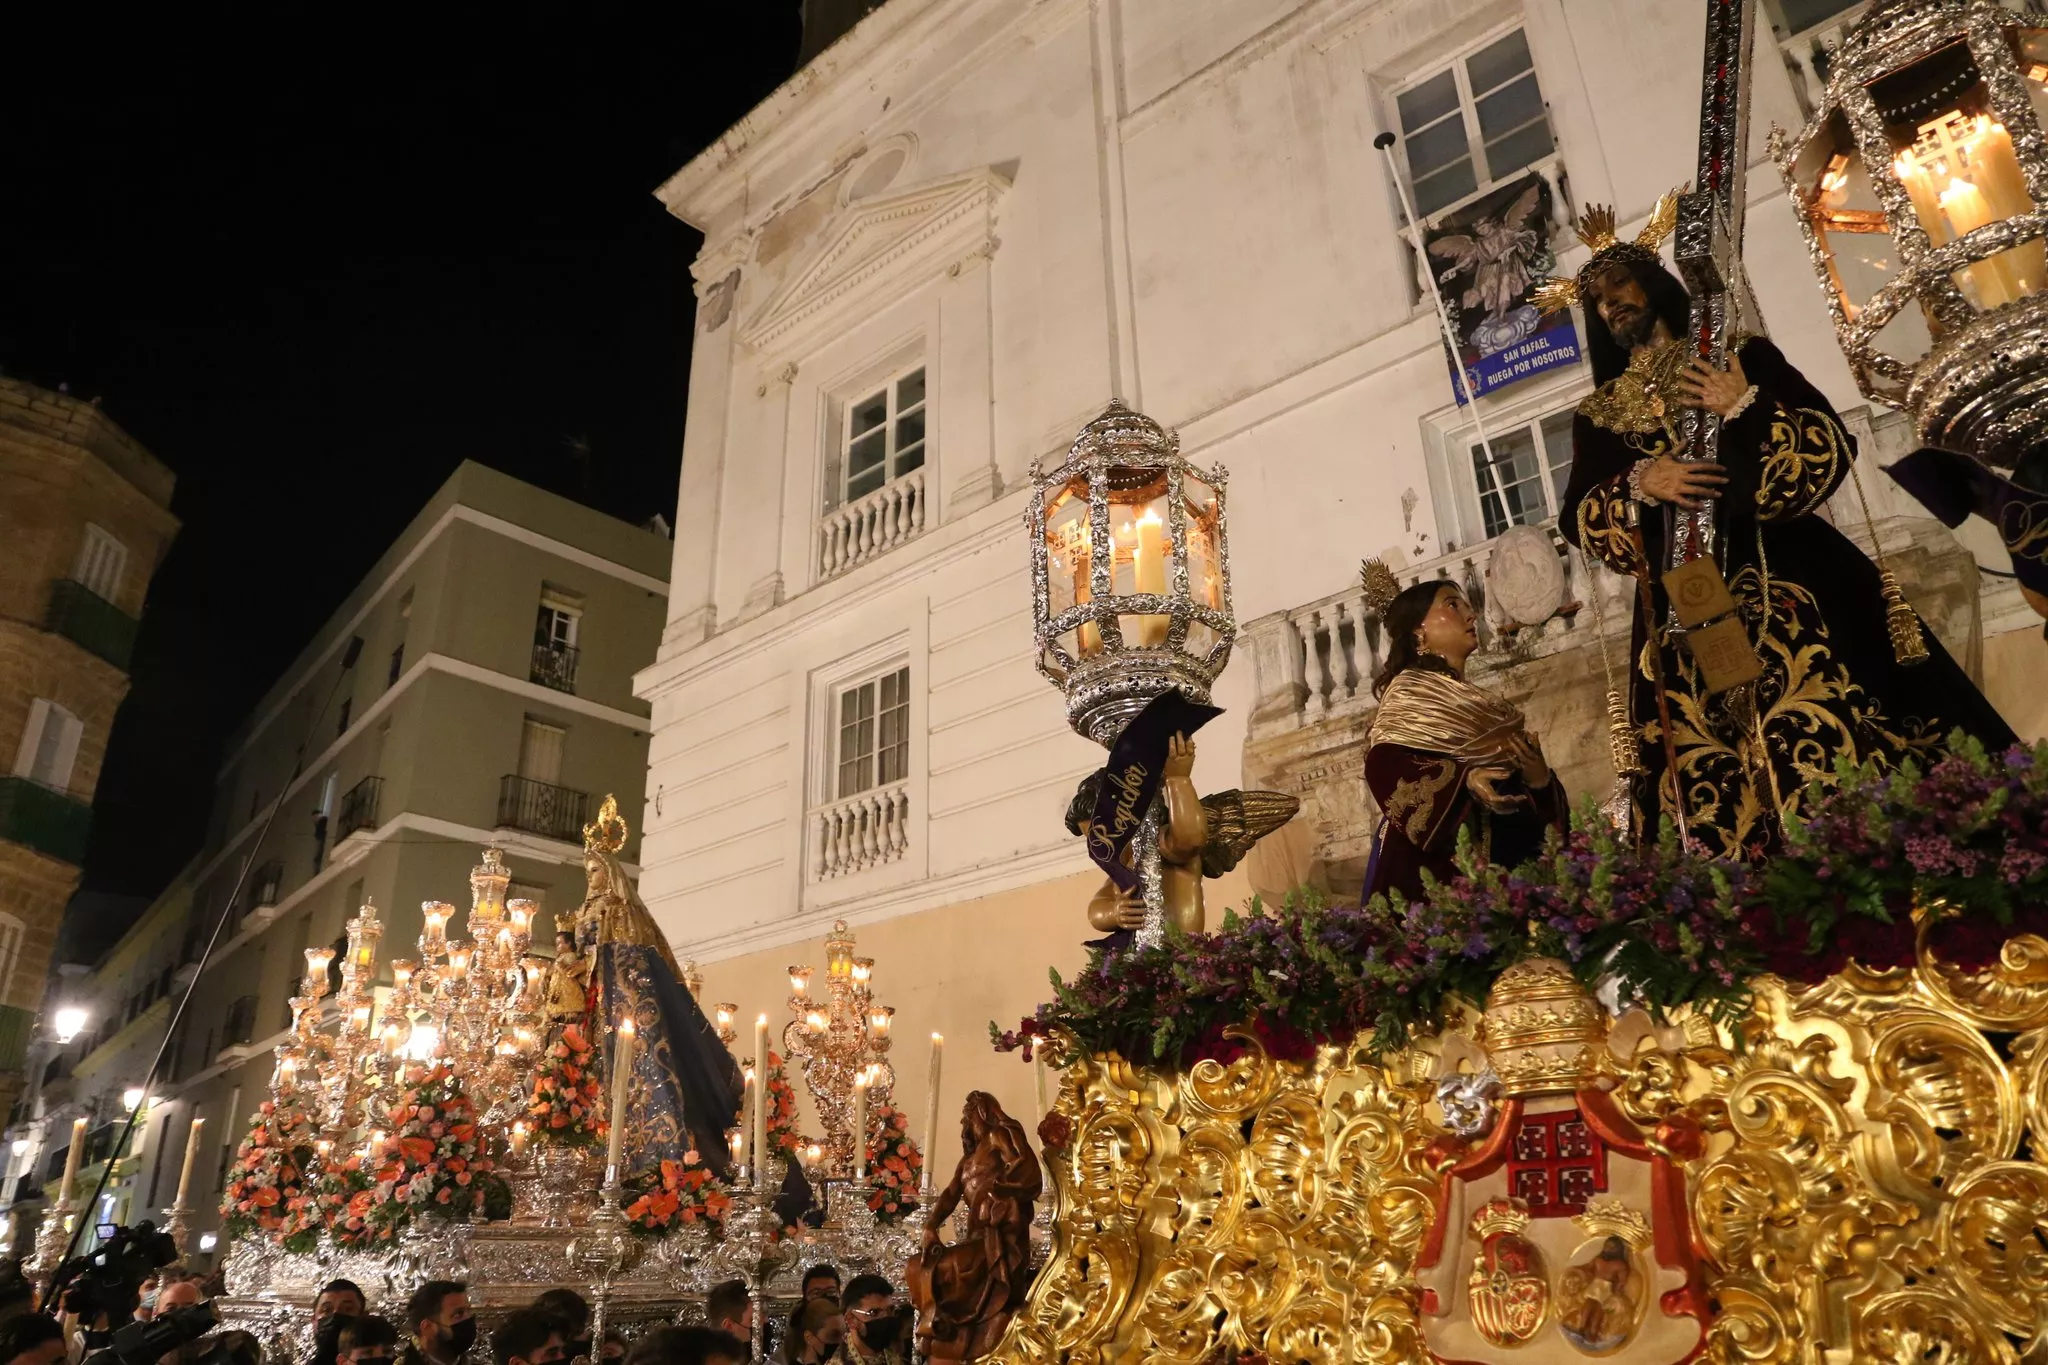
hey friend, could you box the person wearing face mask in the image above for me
[837,1278,903,1365]
[789,1299,844,1365]
[339,1318,401,1365]
[400,1282,476,1365]
[527,1291,590,1364]
[311,1280,368,1365]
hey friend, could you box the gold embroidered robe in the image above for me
[1560,336,2014,860]
[1361,666,1566,904]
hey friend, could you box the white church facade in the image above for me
[633,0,2048,1128]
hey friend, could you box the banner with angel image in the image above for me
[1424,173,1581,404]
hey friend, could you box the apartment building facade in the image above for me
[1,461,668,1256]
[0,379,179,1120]
[635,0,2048,1137]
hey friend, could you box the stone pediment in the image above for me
[740,165,1009,354]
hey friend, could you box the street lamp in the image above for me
[121,1088,145,1112]
[1772,0,2048,464]
[1027,399,1235,745]
[51,1008,87,1045]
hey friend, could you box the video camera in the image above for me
[49,1221,180,1328]
[83,1300,260,1365]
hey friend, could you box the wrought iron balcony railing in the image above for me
[336,776,382,839]
[531,641,580,694]
[496,775,590,843]
[44,579,139,670]
[0,777,91,866]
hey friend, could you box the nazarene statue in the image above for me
[1545,198,2016,860]
[577,794,743,1174]
[1357,561,1566,906]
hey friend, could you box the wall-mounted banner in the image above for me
[1425,174,1581,405]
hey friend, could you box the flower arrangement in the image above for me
[993,739,2048,1069]
[863,1101,922,1222]
[304,1152,381,1249]
[622,1156,731,1235]
[1755,738,2048,975]
[762,1050,803,1157]
[220,1098,317,1246]
[362,1065,511,1234]
[528,1023,604,1147]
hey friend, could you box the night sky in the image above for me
[3,6,803,913]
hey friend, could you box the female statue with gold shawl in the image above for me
[1359,563,1565,905]
[577,795,744,1175]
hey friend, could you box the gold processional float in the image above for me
[190,0,2048,1360]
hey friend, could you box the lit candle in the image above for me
[788,966,810,997]
[1035,1052,1050,1124]
[605,1017,636,1175]
[510,1121,530,1158]
[1133,507,1169,646]
[1068,546,1102,656]
[729,1130,745,1171]
[869,1007,893,1041]
[58,1117,86,1203]
[447,945,472,978]
[422,905,448,952]
[921,1034,944,1189]
[806,1010,828,1034]
[752,1015,768,1182]
[852,1069,869,1181]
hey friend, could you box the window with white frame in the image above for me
[12,699,83,792]
[835,366,926,507]
[835,665,910,800]
[534,588,581,650]
[1471,410,1578,540]
[1395,27,1557,218]
[73,525,128,603]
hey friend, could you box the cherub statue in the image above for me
[1065,733,1299,937]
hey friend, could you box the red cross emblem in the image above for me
[1504,1107,1608,1217]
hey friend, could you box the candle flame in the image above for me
[619,1017,636,1038]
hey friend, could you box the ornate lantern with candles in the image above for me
[1772,0,2048,462]
[1028,399,1235,746]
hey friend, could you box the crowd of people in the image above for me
[0,1254,914,1365]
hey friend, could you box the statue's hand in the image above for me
[1465,766,1528,814]
[1164,732,1196,779]
[1112,886,1147,930]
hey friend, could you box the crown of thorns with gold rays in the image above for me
[1531,189,1684,317]
[1360,558,1402,616]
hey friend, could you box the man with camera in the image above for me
[0,1312,66,1365]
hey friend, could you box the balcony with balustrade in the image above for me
[44,579,139,671]
[810,782,911,882]
[817,469,927,581]
[496,775,591,844]
[336,776,382,840]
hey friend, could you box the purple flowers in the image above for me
[992,738,2048,1068]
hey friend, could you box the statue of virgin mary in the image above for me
[577,795,744,1176]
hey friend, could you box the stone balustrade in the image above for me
[812,782,911,881]
[817,470,927,579]
[1242,522,1635,742]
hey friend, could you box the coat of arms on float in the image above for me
[1416,959,1707,1364]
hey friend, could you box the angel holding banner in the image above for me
[1064,714,1297,945]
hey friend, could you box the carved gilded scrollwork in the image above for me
[989,931,2048,1364]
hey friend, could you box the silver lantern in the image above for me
[1772,0,2048,464]
[1027,400,1235,746]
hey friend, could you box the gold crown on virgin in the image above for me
[583,793,629,855]
[1531,188,1684,316]
[1360,558,1403,616]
